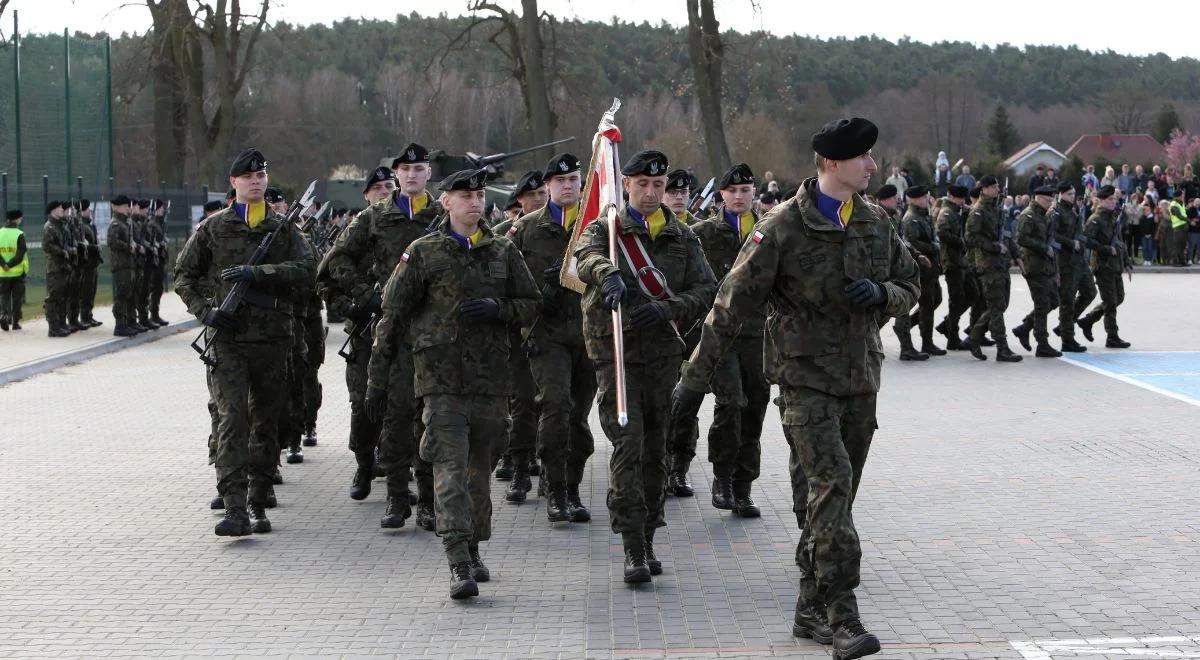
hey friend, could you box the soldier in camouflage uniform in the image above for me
[674,118,915,659]
[75,200,103,327]
[899,186,945,357]
[320,150,441,529]
[175,148,317,537]
[107,196,140,336]
[490,169,548,495]
[688,162,770,517]
[506,155,598,520]
[1051,182,1095,353]
[60,201,87,333]
[574,149,717,585]
[132,200,155,331]
[366,168,540,599]
[1011,186,1062,357]
[963,175,1023,362]
[1078,185,1133,349]
[876,186,927,361]
[934,184,974,350]
[42,202,74,337]
[147,200,169,326]
[662,168,701,497]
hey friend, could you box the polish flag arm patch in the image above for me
[751,230,765,244]
[400,252,410,263]
[506,226,518,237]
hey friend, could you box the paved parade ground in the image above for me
[2,273,1199,659]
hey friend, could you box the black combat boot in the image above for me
[897,332,929,361]
[302,427,318,447]
[285,443,304,464]
[350,452,373,500]
[622,533,651,584]
[1012,322,1032,351]
[546,486,570,522]
[1035,343,1062,358]
[449,560,478,600]
[832,619,881,659]
[68,315,87,332]
[995,345,1024,362]
[792,598,834,644]
[215,507,252,537]
[415,500,436,531]
[114,324,137,337]
[381,485,412,529]
[494,452,515,480]
[1078,315,1097,342]
[645,529,662,576]
[979,334,996,347]
[151,313,168,326]
[711,475,734,510]
[961,337,987,361]
[0,315,8,331]
[670,457,694,497]
[920,329,947,355]
[85,315,102,327]
[566,484,591,522]
[505,459,531,503]
[48,323,71,338]
[468,544,490,582]
[528,456,541,477]
[731,482,761,518]
[1060,338,1087,353]
[248,503,272,533]
[372,447,385,478]
[1106,335,1131,349]
[209,495,225,510]
[264,486,278,508]
[271,467,284,485]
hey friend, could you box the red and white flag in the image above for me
[561,98,624,294]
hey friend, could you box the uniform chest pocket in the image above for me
[798,253,827,270]
[488,261,507,278]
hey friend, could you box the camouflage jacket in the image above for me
[42,217,72,273]
[1016,202,1056,277]
[174,205,317,343]
[149,218,168,265]
[574,204,716,365]
[935,198,969,271]
[680,177,920,397]
[1051,200,1093,265]
[367,221,540,397]
[690,207,765,336]
[80,220,101,269]
[1084,208,1131,273]
[107,212,135,271]
[902,205,941,274]
[130,214,151,266]
[506,203,585,345]
[966,196,1015,273]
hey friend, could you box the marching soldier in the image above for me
[175,148,317,536]
[42,201,74,337]
[688,162,770,517]
[877,186,927,361]
[75,200,103,327]
[574,149,717,584]
[963,175,1023,362]
[934,184,974,350]
[899,186,945,357]
[107,196,140,336]
[1051,182,1094,353]
[505,157,597,519]
[663,168,695,225]
[1078,185,1133,348]
[366,168,540,599]
[672,117,915,659]
[663,168,701,497]
[320,145,441,530]
[1011,186,1062,357]
[0,209,28,331]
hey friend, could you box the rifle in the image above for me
[190,181,317,367]
[688,177,716,216]
[337,282,381,363]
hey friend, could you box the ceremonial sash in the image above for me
[614,214,678,330]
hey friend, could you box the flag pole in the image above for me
[608,203,628,427]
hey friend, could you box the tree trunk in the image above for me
[147,0,190,187]
[518,0,555,145]
[686,0,730,176]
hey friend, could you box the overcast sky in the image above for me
[7,0,1198,60]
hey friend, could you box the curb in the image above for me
[0,319,201,387]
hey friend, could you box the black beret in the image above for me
[59,201,73,210]
[112,194,131,206]
[759,191,781,204]
[1033,185,1058,196]
[875,184,897,200]
[75,199,91,211]
[5,209,22,221]
[513,170,545,196]
[391,143,430,168]
[46,201,60,214]
[543,153,581,178]
[437,168,488,192]
[229,148,267,177]
[362,166,397,194]
[203,200,225,214]
[978,175,999,187]
[904,185,928,199]
[811,117,878,160]
[1057,181,1074,193]
[665,168,692,192]
[505,192,522,210]
[264,188,285,203]
[720,163,756,189]
[349,208,362,216]
[136,199,151,209]
[1097,184,1116,199]
[947,184,968,198]
[970,186,982,200]
[621,150,669,177]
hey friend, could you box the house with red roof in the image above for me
[1065,134,1166,167]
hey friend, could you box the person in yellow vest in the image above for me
[0,209,29,331]
[1168,190,1189,266]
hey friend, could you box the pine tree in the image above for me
[987,104,1021,157]
[1153,103,1183,143]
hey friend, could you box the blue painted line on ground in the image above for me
[1061,351,1200,407]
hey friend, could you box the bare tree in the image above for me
[146,0,192,187]
[686,0,731,176]
[1106,82,1149,134]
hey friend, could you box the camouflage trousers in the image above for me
[504,348,539,462]
[969,269,1011,348]
[420,394,506,563]
[78,266,98,319]
[277,345,308,456]
[1057,256,1097,343]
[596,356,679,535]
[940,267,979,341]
[1081,270,1125,337]
[528,337,596,487]
[667,326,703,466]
[779,385,876,628]
[135,261,152,321]
[303,325,325,432]
[915,268,943,343]
[65,266,80,322]
[707,334,770,486]
[43,268,71,325]
[111,268,136,327]
[1020,273,1060,344]
[0,275,24,322]
[209,339,288,509]
[148,263,165,317]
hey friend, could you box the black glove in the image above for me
[542,260,563,287]
[629,302,667,328]
[521,337,541,357]
[201,308,241,332]
[844,278,885,308]
[350,291,382,324]
[365,386,387,424]
[220,265,256,283]
[670,381,705,421]
[459,298,500,321]
[600,272,626,311]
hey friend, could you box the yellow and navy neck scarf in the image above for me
[627,206,667,240]
[233,201,267,229]
[677,210,691,225]
[813,183,853,229]
[722,208,756,241]
[449,226,485,251]
[548,200,580,232]
[396,191,429,220]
